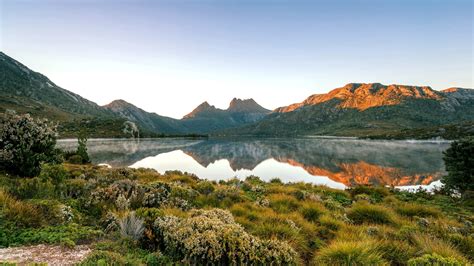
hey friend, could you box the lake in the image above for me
[57,137,451,190]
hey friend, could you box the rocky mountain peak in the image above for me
[104,99,133,108]
[276,83,444,113]
[227,98,270,113]
[183,101,219,119]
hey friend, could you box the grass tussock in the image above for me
[412,234,469,264]
[300,202,326,222]
[315,240,388,266]
[0,189,42,227]
[395,203,442,218]
[346,203,397,225]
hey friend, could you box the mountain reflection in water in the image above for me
[57,138,450,189]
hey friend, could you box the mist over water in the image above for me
[57,137,450,189]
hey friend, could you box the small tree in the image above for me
[442,137,474,195]
[76,132,90,163]
[0,112,61,176]
[123,121,139,138]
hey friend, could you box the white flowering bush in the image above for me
[0,112,60,176]
[90,179,140,207]
[115,194,130,210]
[60,205,74,222]
[255,197,270,207]
[154,208,297,265]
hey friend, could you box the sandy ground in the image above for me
[0,244,91,265]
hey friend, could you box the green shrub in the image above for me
[67,155,84,164]
[76,134,90,164]
[269,178,282,184]
[0,223,102,247]
[197,187,243,207]
[442,138,474,194]
[195,181,215,195]
[12,177,55,199]
[79,251,126,265]
[346,203,396,225]
[39,164,69,189]
[315,240,388,265]
[395,203,441,218]
[144,252,172,265]
[136,208,163,224]
[64,178,88,198]
[408,253,464,266]
[354,193,372,202]
[60,237,76,249]
[349,186,390,202]
[0,112,61,177]
[28,199,64,225]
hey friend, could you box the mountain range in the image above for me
[233,83,474,137]
[1,51,473,138]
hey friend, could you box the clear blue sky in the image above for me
[1,0,472,118]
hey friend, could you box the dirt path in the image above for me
[0,244,91,265]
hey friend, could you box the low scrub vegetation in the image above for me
[1,165,472,264]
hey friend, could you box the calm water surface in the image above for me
[57,137,450,190]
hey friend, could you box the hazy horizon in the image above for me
[1,0,472,119]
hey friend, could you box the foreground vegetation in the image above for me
[1,112,473,265]
[1,165,473,265]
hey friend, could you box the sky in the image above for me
[0,0,472,118]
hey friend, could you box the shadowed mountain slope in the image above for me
[103,99,186,135]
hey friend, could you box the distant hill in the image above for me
[229,83,474,138]
[103,99,186,135]
[104,98,271,135]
